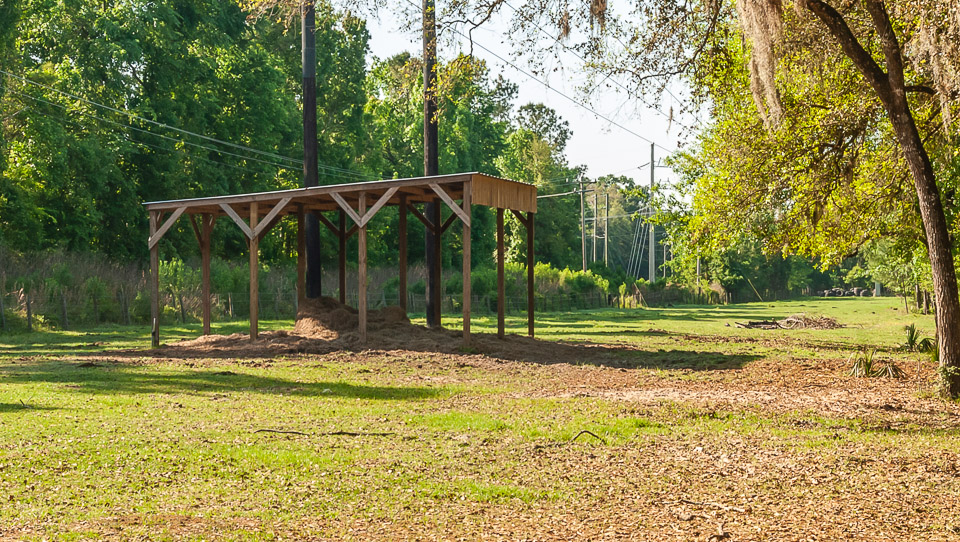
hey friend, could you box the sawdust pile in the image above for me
[293,296,410,338]
[160,296,616,364]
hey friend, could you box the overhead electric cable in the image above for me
[4,83,376,182]
[0,69,304,166]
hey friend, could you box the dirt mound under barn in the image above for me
[158,296,623,365]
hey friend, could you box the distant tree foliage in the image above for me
[0,0,631,279]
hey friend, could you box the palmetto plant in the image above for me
[848,349,905,379]
[904,324,922,351]
[848,349,878,378]
[904,324,937,354]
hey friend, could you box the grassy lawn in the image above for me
[1,297,958,540]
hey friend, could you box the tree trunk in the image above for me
[805,0,960,397]
[423,0,441,327]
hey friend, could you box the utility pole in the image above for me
[648,143,656,282]
[580,178,586,271]
[604,193,609,266]
[302,2,322,299]
[696,256,702,291]
[663,242,668,279]
[592,192,598,264]
[423,0,441,327]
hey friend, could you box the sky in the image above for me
[363,7,694,188]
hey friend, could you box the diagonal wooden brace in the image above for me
[189,214,202,245]
[429,183,470,226]
[331,193,363,226]
[253,197,291,239]
[317,212,340,236]
[408,205,434,233]
[332,187,399,228]
[219,203,253,239]
[440,213,458,234]
[148,207,185,249]
[359,187,398,227]
[511,209,531,228]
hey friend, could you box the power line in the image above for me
[4,84,376,183]
[0,69,304,166]
[13,101,281,177]
[2,69,378,181]
[4,85,299,172]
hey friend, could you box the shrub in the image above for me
[131,291,151,324]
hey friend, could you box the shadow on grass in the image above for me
[121,331,763,371]
[0,402,59,413]
[0,361,442,400]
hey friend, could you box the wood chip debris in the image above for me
[735,313,841,330]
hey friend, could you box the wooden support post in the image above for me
[150,211,160,347]
[462,183,471,345]
[433,198,442,327]
[249,202,259,340]
[358,192,367,343]
[201,213,213,335]
[339,210,347,304]
[527,212,535,337]
[399,195,408,311]
[497,207,505,339]
[297,205,306,307]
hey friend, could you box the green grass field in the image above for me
[1,297,958,540]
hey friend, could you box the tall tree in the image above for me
[475,0,960,396]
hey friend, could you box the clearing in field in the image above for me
[1,297,959,540]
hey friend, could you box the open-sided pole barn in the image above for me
[144,172,537,347]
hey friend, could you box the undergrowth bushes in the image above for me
[0,249,617,331]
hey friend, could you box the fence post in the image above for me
[61,292,69,330]
[122,289,131,326]
[25,293,32,332]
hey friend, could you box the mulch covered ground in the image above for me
[11,300,957,541]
